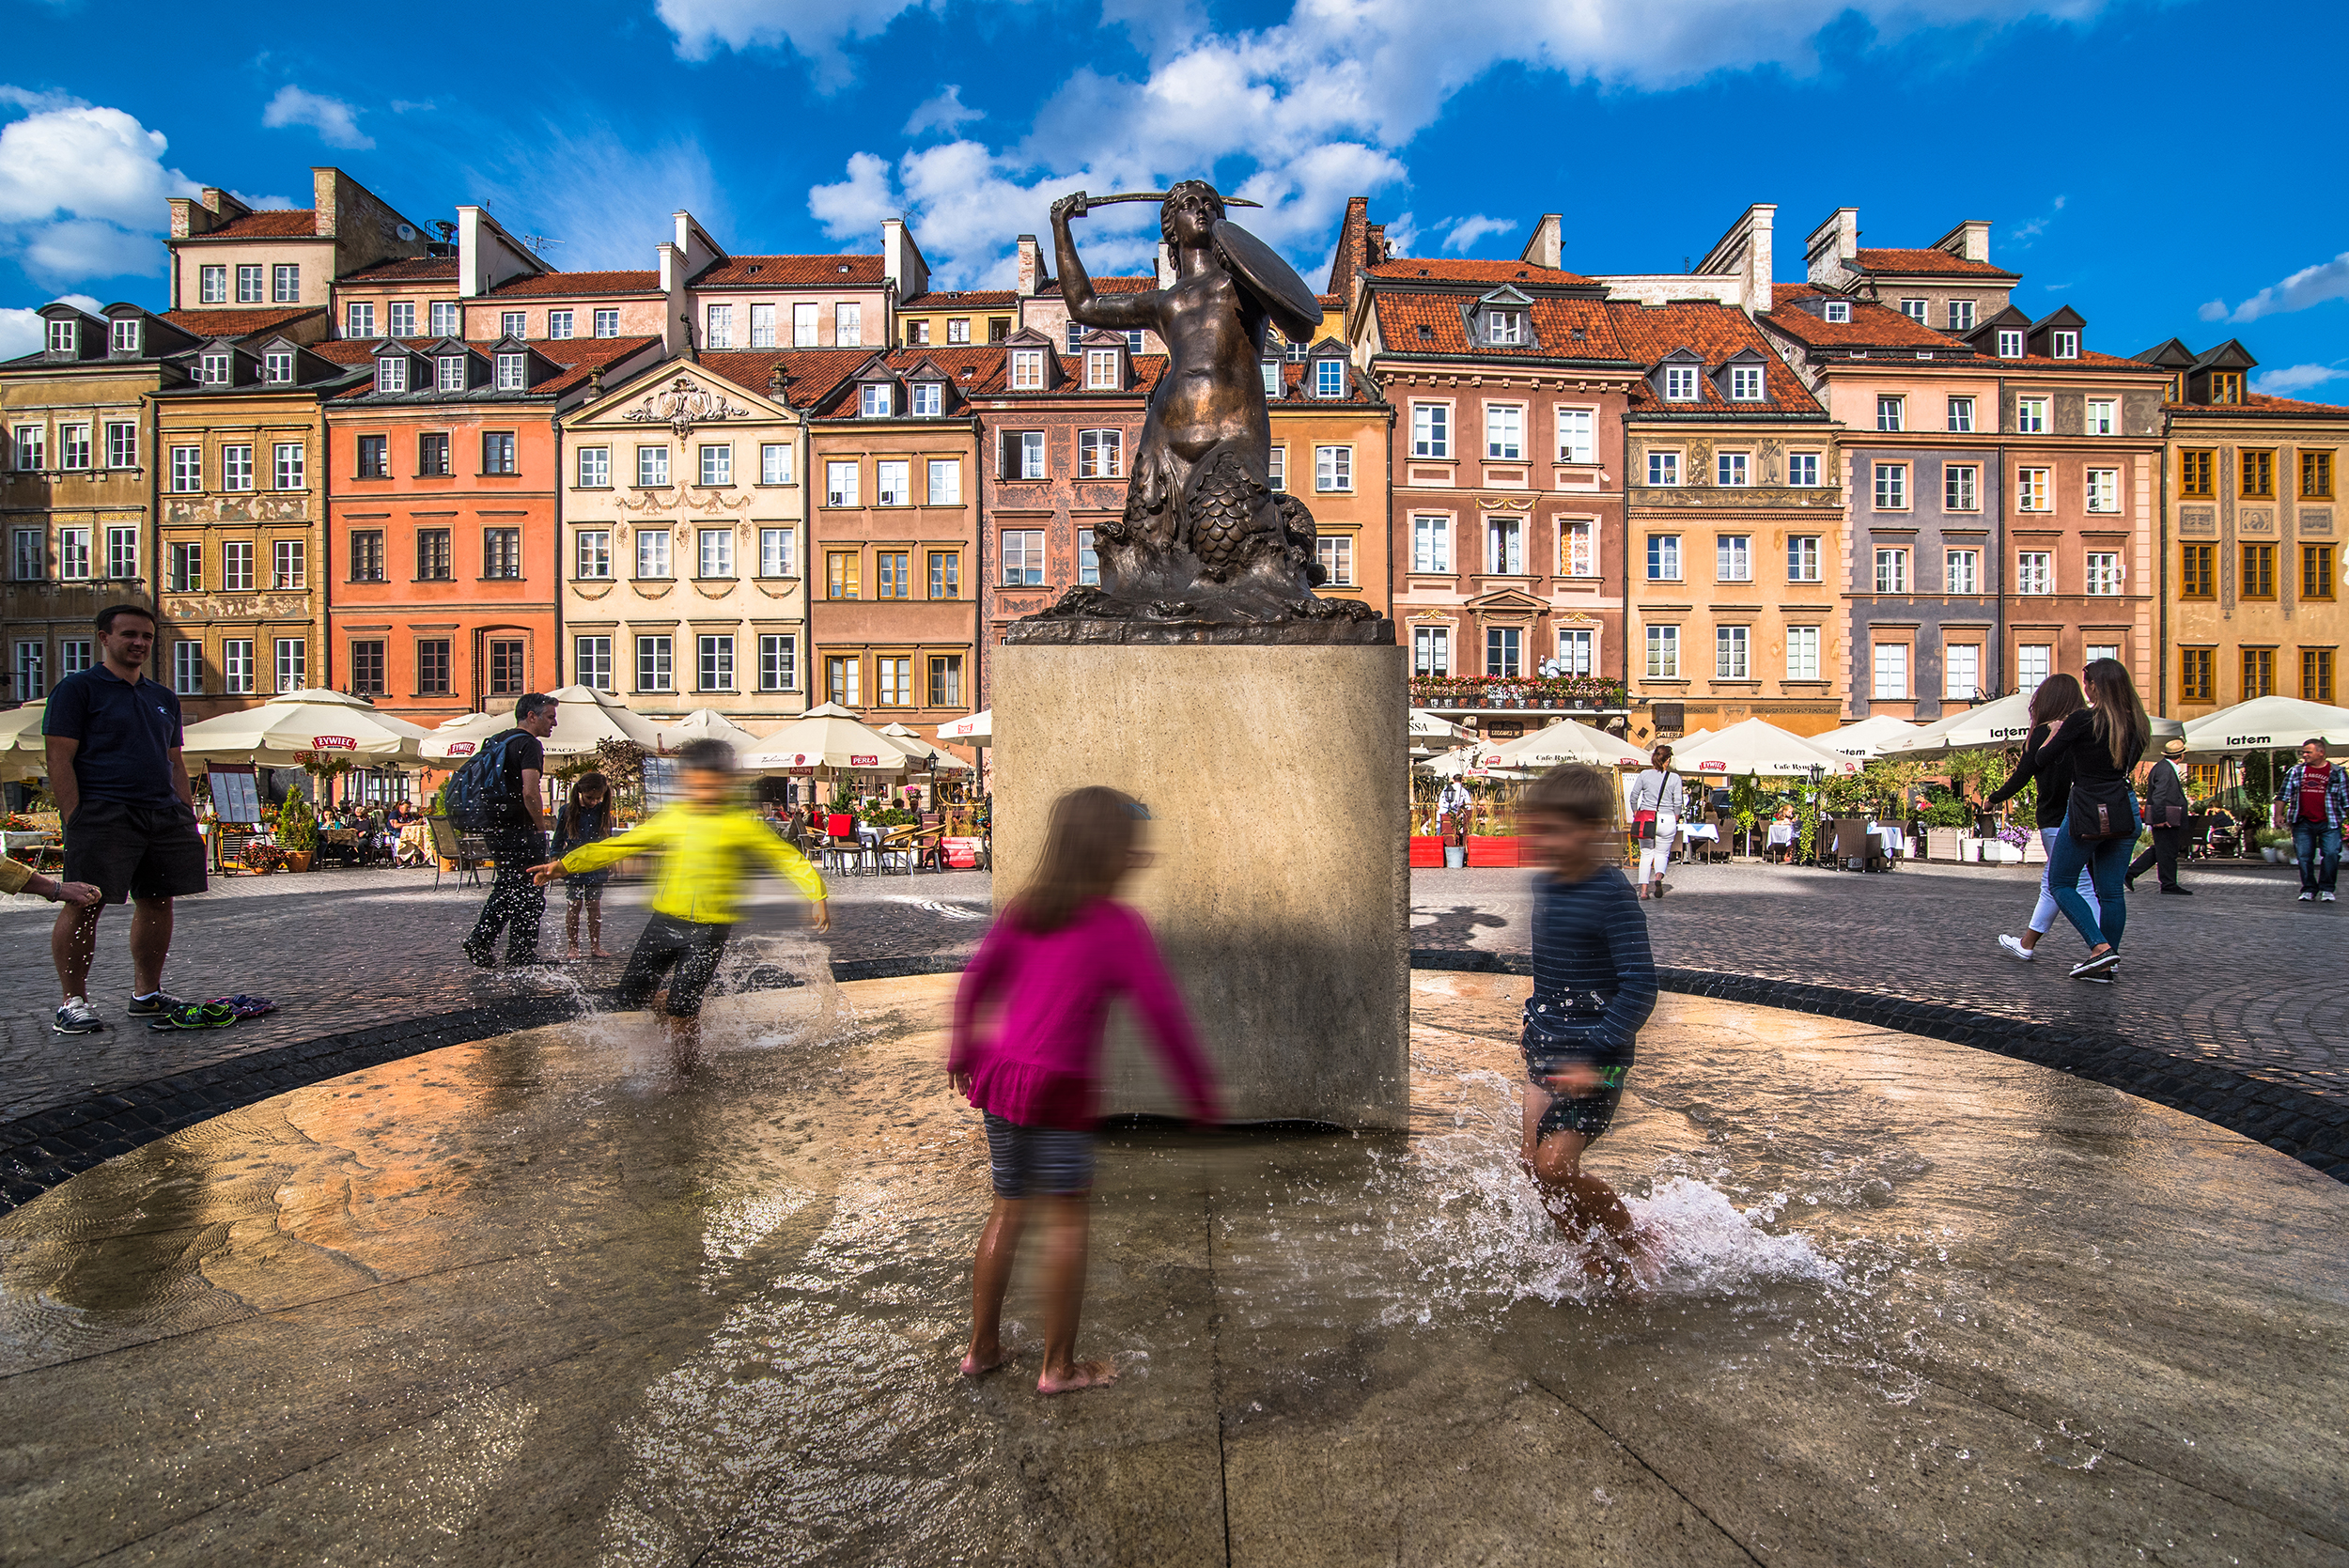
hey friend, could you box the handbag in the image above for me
[2067,777,2137,842]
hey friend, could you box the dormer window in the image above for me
[861,382,894,417]
[111,318,140,355]
[264,350,293,384]
[1262,361,1282,397]
[1663,365,1699,401]
[911,381,942,417]
[1085,349,1119,390]
[494,352,527,391]
[200,351,231,385]
[1729,365,1764,401]
[437,355,467,391]
[2210,371,2243,405]
[47,319,75,354]
[375,356,407,394]
[1997,329,2024,359]
[1281,333,1307,363]
[1010,349,1044,390]
[1824,301,1852,324]
[2051,329,2079,359]
[1315,358,1346,397]
[1486,310,1524,346]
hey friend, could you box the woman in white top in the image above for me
[1626,747,1688,899]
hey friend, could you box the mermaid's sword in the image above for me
[1062,191,1264,216]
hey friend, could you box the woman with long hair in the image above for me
[1993,660,2150,980]
[1985,674,2101,960]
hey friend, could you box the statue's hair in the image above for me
[1160,180,1226,243]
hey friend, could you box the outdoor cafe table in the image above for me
[1766,822,1797,849]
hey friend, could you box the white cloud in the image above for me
[1439,214,1513,253]
[0,292,104,359]
[390,99,437,115]
[0,93,197,286]
[654,0,928,83]
[464,123,726,271]
[905,85,982,136]
[261,85,374,150]
[2213,249,2349,324]
[2251,363,2348,396]
[2009,193,2065,244]
[230,190,299,210]
[2198,298,2228,322]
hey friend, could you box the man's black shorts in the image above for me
[63,799,208,905]
[614,913,733,1017]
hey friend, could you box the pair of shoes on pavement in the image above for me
[2300,891,2338,903]
[56,989,214,1033]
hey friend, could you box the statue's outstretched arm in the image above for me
[1051,193,1161,331]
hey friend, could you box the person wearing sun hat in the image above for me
[2127,736,2192,896]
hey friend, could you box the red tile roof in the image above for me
[326,335,661,400]
[1994,349,2172,376]
[1610,302,1825,417]
[899,289,1019,310]
[2167,391,2349,418]
[486,270,661,298]
[1036,273,1158,295]
[1761,284,1967,350]
[185,210,320,241]
[1269,357,1383,407]
[806,345,1011,414]
[1365,258,1600,287]
[1853,247,2016,279]
[340,256,459,283]
[161,306,325,340]
[696,349,874,407]
[1370,292,1627,362]
[692,255,884,287]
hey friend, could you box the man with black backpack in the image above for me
[459,692,559,968]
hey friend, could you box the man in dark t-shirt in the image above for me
[41,604,209,1034]
[463,691,558,966]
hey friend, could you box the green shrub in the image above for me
[276,793,317,852]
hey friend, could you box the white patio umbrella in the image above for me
[876,722,971,771]
[1817,714,1922,759]
[660,707,765,753]
[421,686,667,763]
[2182,695,2349,756]
[1672,718,1859,777]
[1492,717,1647,769]
[738,709,910,773]
[177,689,433,768]
[1663,728,1714,761]
[0,700,49,781]
[936,709,991,743]
[1409,708,1467,742]
[1883,692,2186,761]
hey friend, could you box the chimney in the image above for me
[882,216,928,298]
[1934,219,1992,264]
[1327,195,1370,298]
[1805,208,1859,287]
[1694,203,1777,316]
[1017,234,1043,296]
[1518,213,1562,271]
[1157,242,1174,288]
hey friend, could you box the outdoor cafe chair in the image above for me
[425,815,487,891]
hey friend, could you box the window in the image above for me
[946,318,970,345]
[2080,398,2117,437]
[10,528,40,581]
[1876,396,1905,432]
[1730,365,1765,401]
[1898,298,1927,322]
[638,445,671,486]
[416,639,452,696]
[2016,551,2052,595]
[1945,644,1980,701]
[2016,397,2046,434]
[270,441,304,491]
[760,443,792,485]
[1646,451,1680,486]
[2179,543,2214,598]
[758,634,796,692]
[347,302,375,339]
[481,431,517,474]
[1787,452,1820,488]
[1412,516,1451,575]
[199,264,228,303]
[13,426,42,472]
[2243,543,2276,598]
[1873,462,1907,510]
[273,638,305,692]
[636,635,674,693]
[817,548,858,599]
[351,640,386,697]
[1823,301,1851,323]
[2086,644,2119,666]
[546,309,573,341]
[1717,452,1749,487]
[577,445,610,487]
[389,302,415,338]
[636,529,672,579]
[576,530,611,579]
[499,311,526,339]
[793,303,819,347]
[1086,349,1121,389]
[699,443,733,486]
[1268,447,1284,491]
[272,538,305,589]
[473,528,519,580]
[1944,301,1974,331]
[760,527,795,578]
[2013,644,2049,696]
[1555,407,1594,463]
[926,458,960,505]
[929,548,960,598]
[223,639,255,695]
[58,424,89,470]
[1997,329,2024,358]
[825,655,860,706]
[574,636,612,691]
[1009,349,1044,390]
[2086,468,2118,513]
[2179,450,2215,498]
[2084,551,2121,596]
[826,459,859,505]
[1786,626,1820,681]
[835,303,861,347]
[594,309,620,338]
[911,380,941,416]
[495,353,527,391]
[2051,330,2079,359]
[1941,463,1980,512]
[168,540,201,592]
[1315,536,1361,589]
[1645,625,1680,678]
[223,444,254,491]
[105,422,137,469]
[877,550,910,598]
[1483,309,1524,347]
[170,445,200,491]
[2242,449,2275,499]
[263,349,292,385]
[415,530,451,581]
[698,634,735,691]
[111,316,140,354]
[350,532,383,582]
[1715,625,1750,679]
[2242,647,2275,698]
[11,641,43,699]
[1873,642,1908,699]
[2180,646,2214,703]
[861,382,894,418]
[437,353,467,391]
[1560,519,1594,578]
[1786,536,1821,582]
[1663,365,1698,401]
[1946,548,1980,595]
[706,304,733,349]
[1001,530,1045,586]
[1079,429,1122,479]
[1315,445,1352,492]
[928,655,964,708]
[1646,534,1681,581]
[1875,548,1909,593]
[1486,626,1521,676]
[2301,451,2335,500]
[1399,402,1450,462]
[750,303,776,348]
[2304,649,2336,704]
[2211,371,2244,405]
[1485,518,1523,575]
[1313,357,1345,399]
[199,351,231,385]
[58,527,89,581]
[2016,467,2049,511]
[1413,627,1450,676]
[1945,396,1975,434]
[875,656,911,706]
[1717,535,1750,582]
[430,302,459,335]
[2305,544,2336,600]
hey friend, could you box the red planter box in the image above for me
[1408,835,1442,867]
[1466,836,1522,868]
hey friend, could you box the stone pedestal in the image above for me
[994,644,1409,1128]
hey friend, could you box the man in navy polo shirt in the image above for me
[42,604,208,1034]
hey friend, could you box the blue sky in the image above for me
[5,0,2348,397]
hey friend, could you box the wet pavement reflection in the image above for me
[1,966,2344,1565]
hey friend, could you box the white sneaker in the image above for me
[1999,934,2034,961]
[2326,892,2339,903]
[2300,892,2316,901]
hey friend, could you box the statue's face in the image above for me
[1162,190,1218,245]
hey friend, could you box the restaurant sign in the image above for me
[311,735,357,750]
[443,740,478,757]
[2224,733,2276,747]
[850,753,881,766]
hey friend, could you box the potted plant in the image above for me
[276,793,318,872]
[2254,826,2293,863]
[1921,797,1971,861]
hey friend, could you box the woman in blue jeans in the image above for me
[2009,659,2150,982]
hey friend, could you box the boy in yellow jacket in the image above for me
[532,738,828,1069]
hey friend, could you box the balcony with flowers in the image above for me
[1408,673,1628,715]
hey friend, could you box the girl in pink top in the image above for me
[950,785,1220,1393]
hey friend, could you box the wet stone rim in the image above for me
[0,951,2341,1214]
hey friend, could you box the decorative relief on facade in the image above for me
[609,487,751,518]
[2300,508,2332,536]
[163,496,311,526]
[572,582,614,601]
[164,591,311,620]
[2178,505,2217,536]
[691,581,741,600]
[622,378,754,440]
[2239,507,2276,535]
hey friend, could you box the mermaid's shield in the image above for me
[1212,219,1324,346]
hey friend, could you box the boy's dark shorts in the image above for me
[1523,1044,1627,1144]
[982,1111,1096,1199]
[63,799,209,905]
[614,913,732,1017]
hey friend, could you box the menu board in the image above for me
[208,765,263,825]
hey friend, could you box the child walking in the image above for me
[552,772,617,960]
[531,739,829,1072]
[1517,764,1665,1292]
[949,785,1220,1394]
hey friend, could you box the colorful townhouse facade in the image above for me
[1266,336,1392,626]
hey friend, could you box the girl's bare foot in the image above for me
[960,1343,1008,1377]
[591,948,613,960]
[1036,1358,1117,1395]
